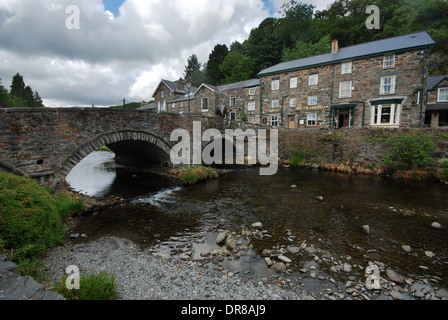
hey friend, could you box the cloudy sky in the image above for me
[0,0,333,108]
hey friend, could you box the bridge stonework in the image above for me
[0,108,266,187]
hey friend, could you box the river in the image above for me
[66,150,448,298]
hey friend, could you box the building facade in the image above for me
[153,31,436,129]
[426,75,448,128]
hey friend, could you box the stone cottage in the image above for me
[257,31,435,129]
[426,75,448,128]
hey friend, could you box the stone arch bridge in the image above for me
[0,108,276,187]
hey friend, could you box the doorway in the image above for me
[338,111,350,128]
[288,115,295,128]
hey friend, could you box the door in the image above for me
[338,111,350,128]
[289,116,295,128]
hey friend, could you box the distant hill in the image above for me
[109,102,142,109]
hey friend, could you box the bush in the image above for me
[54,271,118,300]
[382,133,436,173]
[0,172,83,265]
[169,165,218,184]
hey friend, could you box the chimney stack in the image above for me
[332,39,339,54]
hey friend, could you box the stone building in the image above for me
[257,31,435,128]
[152,79,191,113]
[425,75,448,128]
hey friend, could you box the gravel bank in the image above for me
[42,237,314,300]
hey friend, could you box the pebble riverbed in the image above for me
[42,222,448,301]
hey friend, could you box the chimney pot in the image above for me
[332,39,339,53]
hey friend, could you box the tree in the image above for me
[184,54,202,80]
[206,44,229,85]
[219,52,257,84]
[282,35,332,62]
[10,73,26,99]
[33,92,45,108]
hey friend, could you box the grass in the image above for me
[169,165,218,184]
[53,271,118,300]
[0,172,84,278]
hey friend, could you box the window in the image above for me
[438,88,448,102]
[383,55,395,69]
[248,116,255,124]
[160,90,164,98]
[307,114,317,126]
[158,101,166,112]
[180,102,183,109]
[372,104,401,125]
[201,98,208,111]
[341,62,352,74]
[270,116,279,127]
[230,112,236,120]
[308,74,318,86]
[381,76,396,95]
[249,88,256,96]
[339,81,352,98]
[171,103,176,109]
[271,99,279,109]
[230,95,236,107]
[248,101,256,111]
[290,77,298,88]
[290,98,297,107]
[272,80,279,91]
[308,96,317,106]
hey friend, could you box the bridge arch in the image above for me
[59,130,173,179]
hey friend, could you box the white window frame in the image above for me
[248,101,256,111]
[271,99,279,109]
[290,98,297,107]
[339,81,352,98]
[371,104,401,126]
[308,96,317,106]
[248,116,255,124]
[307,114,317,126]
[160,90,165,98]
[249,88,256,96]
[290,77,298,89]
[201,98,208,112]
[229,95,236,107]
[270,116,279,127]
[158,101,166,112]
[308,74,318,86]
[383,55,395,69]
[380,76,396,95]
[179,102,184,109]
[341,62,352,75]
[171,102,176,109]
[271,80,279,91]
[438,88,448,102]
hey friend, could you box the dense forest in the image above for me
[185,0,448,87]
[0,73,45,108]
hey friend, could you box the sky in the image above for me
[0,0,334,108]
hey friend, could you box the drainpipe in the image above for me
[259,78,263,125]
[420,49,428,128]
[330,64,335,128]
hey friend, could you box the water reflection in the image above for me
[66,151,116,197]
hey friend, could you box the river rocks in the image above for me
[271,262,287,272]
[362,225,370,235]
[225,238,237,252]
[286,246,300,254]
[251,222,263,229]
[313,196,324,202]
[278,255,292,264]
[343,263,352,273]
[389,290,404,300]
[424,251,435,258]
[216,231,229,245]
[264,257,273,267]
[431,222,442,229]
[401,245,411,253]
[386,269,404,284]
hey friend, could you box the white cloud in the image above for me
[0,0,335,107]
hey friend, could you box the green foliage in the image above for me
[184,54,202,80]
[54,272,118,300]
[206,44,229,85]
[169,166,218,184]
[382,133,436,173]
[1,73,45,108]
[0,172,83,264]
[282,35,332,62]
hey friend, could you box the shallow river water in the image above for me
[66,151,448,296]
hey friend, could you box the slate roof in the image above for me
[194,78,259,95]
[258,31,435,76]
[427,75,448,91]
